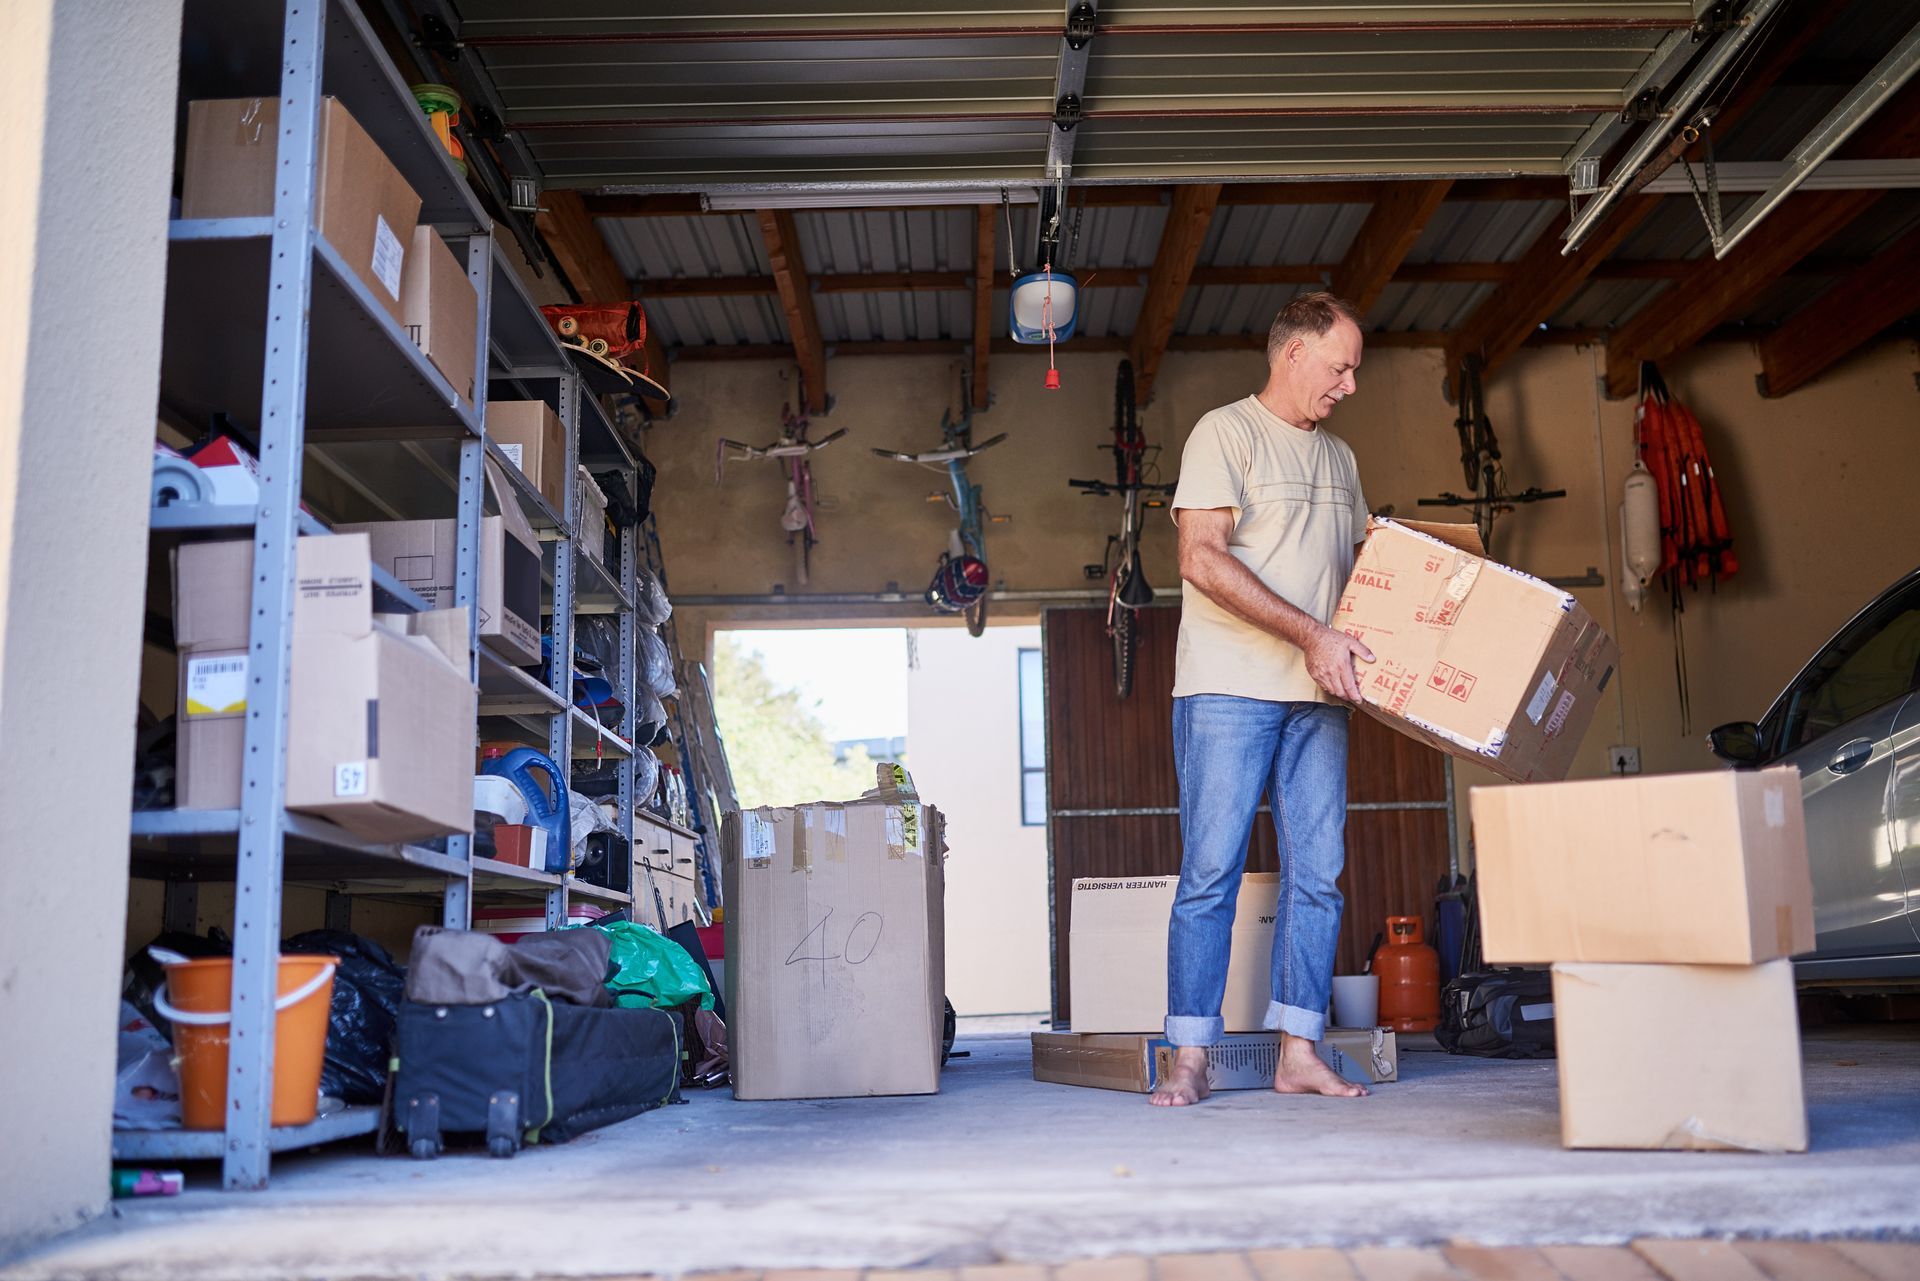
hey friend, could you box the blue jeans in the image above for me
[1166,695,1349,1047]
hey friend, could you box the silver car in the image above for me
[1709,567,1920,981]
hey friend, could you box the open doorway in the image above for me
[713,624,1051,1028]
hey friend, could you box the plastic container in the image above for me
[1376,915,1440,1033]
[481,747,571,873]
[155,955,337,1129]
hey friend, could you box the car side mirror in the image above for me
[1708,721,1764,765]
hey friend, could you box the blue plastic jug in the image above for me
[481,748,571,873]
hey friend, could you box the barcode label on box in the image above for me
[498,442,525,470]
[184,656,247,717]
[1525,670,1558,725]
[334,762,368,797]
[372,215,404,299]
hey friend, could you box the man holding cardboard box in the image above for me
[1153,292,1375,1107]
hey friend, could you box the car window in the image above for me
[1781,581,1920,752]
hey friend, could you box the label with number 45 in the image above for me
[334,761,369,797]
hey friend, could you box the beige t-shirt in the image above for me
[1170,395,1369,702]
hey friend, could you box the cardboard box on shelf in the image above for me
[1069,873,1277,1034]
[1552,960,1806,1152]
[400,225,478,405]
[723,765,945,1100]
[1332,519,1618,784]
[181,97,422,326]
[487,400,568,515]
[337,458,542,666]
[1031,1028,1398,1093]
[1472,768,1813,965]
[172,535,477,840]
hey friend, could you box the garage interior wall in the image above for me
[648,338,1920,865]
[0,0,182,1254]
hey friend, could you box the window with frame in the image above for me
[1782,580,1920,753]
[1018,647,1046,826]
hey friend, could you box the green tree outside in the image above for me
[711,636,886,809]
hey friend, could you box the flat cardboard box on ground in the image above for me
[1472,767,1813,965]
[173,535,477,840]
[1332,518,1618,784]
[400,224,478,405]
[1070,873,1277,1034]
[338,458,543,665]
[1552,959,1807,1152]
[181,97,421,326]
[723,766,946,1100]
[1032,1028,1398,1093]
[487,400,568,516]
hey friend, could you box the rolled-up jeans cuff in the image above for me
[1263,1001,1325,1042]
[1164,1015,1223,1047]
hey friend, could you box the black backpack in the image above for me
[1435,872,1557,1059]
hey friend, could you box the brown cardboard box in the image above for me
[1069,873,1276,1033]
[181,98,421,326]
[1332,518,1618,784]
[487,401,568,515]
[400,225,478,406]
[1031,1028,1397,1093]
[1471,768,1814,965]
[722,766,946,1100]
[337,458,543,665]
[1552,960,1807,1152]
[173,535,477,841]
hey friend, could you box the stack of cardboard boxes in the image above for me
[1472,768,1816,1151]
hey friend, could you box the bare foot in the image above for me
[1272,1032,1369,1098]
[1150,1046,1211,1107]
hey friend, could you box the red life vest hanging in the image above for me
[1634,362,1738,591]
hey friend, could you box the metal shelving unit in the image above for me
[122,0,652,1189]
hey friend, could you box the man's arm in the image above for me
[1176,507,1375,701]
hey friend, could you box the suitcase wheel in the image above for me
[488,1135,517,1159]
[405,1092,443,1161]
[486,1091,522,1159]
[410,1138,440,1161]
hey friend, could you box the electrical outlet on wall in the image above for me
[1609,745,1641,775]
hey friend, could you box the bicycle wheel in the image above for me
[965,590,988,637]
[1111,602,1135,699]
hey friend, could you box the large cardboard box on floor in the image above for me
[1552,960,1807,1152]
[1070,873,1276,1034]
[1471,767,1813,965]
[487,400,569,516]
[173,535,477,840]
[181,97,421,326]
[338,458,543,665]
[723,765,946,1100]
[1332,518,1618,784]
[1031,1028,1397,1093]
[400,224,478,406]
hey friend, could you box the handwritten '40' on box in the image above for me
[721,767,947,1101]
[1333,518,1620,784]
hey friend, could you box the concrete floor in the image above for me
[8,1025,1919,1281]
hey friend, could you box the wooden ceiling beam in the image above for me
[535,189,669,406]
[1757,223,1920,398]
[972,205,995,410]
[666,327,1617,361]
[1129,183,1223,403]
[1330,180,1454,314]
[755,209,828,412]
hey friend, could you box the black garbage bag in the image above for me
[285,929,406,1103]
[123,929,231,1042]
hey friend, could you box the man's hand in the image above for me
[1304,624,1374,702]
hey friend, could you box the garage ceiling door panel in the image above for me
[1092,0,1699,25]
[455,0,1065,38]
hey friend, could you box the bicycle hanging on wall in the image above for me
[871,368,1008,637]
[1069,359,1177,697]
[1419,356,1564,553]
[714,370,846,586]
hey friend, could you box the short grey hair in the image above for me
[1266,291,1361,362]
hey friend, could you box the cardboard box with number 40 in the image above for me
[722,766,947,1100]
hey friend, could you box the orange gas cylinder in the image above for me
[1376,914,1440,1033]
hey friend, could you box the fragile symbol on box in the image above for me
[1448,670,1477,702]
[1429,662,1455,693]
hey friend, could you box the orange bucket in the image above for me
[157,955,337,1130]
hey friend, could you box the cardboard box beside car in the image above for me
[172,534,477,841]
[181,97,421,327]
[1333,518,1618,784]
[723,766,945,1101]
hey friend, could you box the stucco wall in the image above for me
[651,335,1920,871]
[907,625,1051,1016]
[0,0,181,1254]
